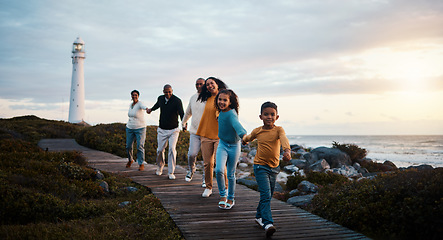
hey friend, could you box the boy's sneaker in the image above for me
[264,224,276,237]
[202,188,212,198]
[255,218,264,227]
[168,174,176,180]
[185,171,193,182]
[201,178,206,188]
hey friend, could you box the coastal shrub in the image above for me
[308,168,443,240]
[0,115,84,144]
[286,173,305,190]
[286,171,349,191]
[332,141,367,163]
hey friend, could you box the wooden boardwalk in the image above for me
[38,139,370,240]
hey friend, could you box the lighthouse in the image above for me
[68,37,86,124]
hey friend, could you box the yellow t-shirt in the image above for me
[243,126,290,168]
[196,95,219,140]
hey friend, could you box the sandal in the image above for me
[218,197,227,209]
[225,199,235,210]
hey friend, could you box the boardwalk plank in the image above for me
[38,139,371,240]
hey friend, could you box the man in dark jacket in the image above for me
[147,84,184,179]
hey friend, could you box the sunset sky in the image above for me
[1,0,442,135]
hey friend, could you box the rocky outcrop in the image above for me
[304,147,352,168]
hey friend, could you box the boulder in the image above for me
[288,189,301,197]
[274,182,284,193]
[237,178,258,189]
[330,165,362,178]
[309,159,330,172]
[276,171,290,183]
[123,186,138,192]
[95,170,105,180]
[297,180,318,193]
[283,165,299,173]
[383,160,398,171]
[358,167,369,174]
[310,147,352,168]
[405,164,434,171]
[290,144,304,152]
[302,152,315,165]
[290,159,307,169]
[248,149,257,158]
[118,201,131,208]
[238,162,248,169]
[287,194,316,207]
[99,181,109,193]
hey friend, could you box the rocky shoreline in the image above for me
[235,144,436,207]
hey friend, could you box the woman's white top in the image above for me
[126,101,147,129]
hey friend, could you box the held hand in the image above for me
[147,108,152,114]
[283,150,291,162]
[241,136,248,145]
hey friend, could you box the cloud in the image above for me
[1,0,443,134]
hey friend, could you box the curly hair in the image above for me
[215,89,240,114]
[197,77,228,102]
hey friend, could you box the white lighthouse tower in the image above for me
[68,37,86,124]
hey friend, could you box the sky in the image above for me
[1,0,443,135]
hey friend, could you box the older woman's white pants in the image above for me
[156,127,180,174]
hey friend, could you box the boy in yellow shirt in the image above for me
[242,101,291,237]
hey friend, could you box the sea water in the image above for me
[287,135,443,168]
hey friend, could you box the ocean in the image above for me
[287,135,443,168]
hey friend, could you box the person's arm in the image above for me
[230,111,247,139]
[242,127,258,145]
[182,99,193,129]
[177,98,185,121]
[147,97,160,114]
[279,127,291,161]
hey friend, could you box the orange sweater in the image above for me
[196,96,219,140]
[243,126,290,168]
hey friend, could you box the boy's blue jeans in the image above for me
[215,139,241,200]
[126,127,146,165]
[253,164,280,227]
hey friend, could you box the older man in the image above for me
[182,78,206,186]
[147,84,184,180]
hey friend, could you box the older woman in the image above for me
[196,77,228,197]
[126,90,148,171]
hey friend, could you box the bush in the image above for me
[286,171,349,191]
[0,115,84,144]
[308,168,443,240]
[332,141,367,163]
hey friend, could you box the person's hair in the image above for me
[215,89,239,114]
[197,77,228,102]
[131,90,140,96]
[163,84,172,90]
[261,101,278,114]
[196,78,205,82]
